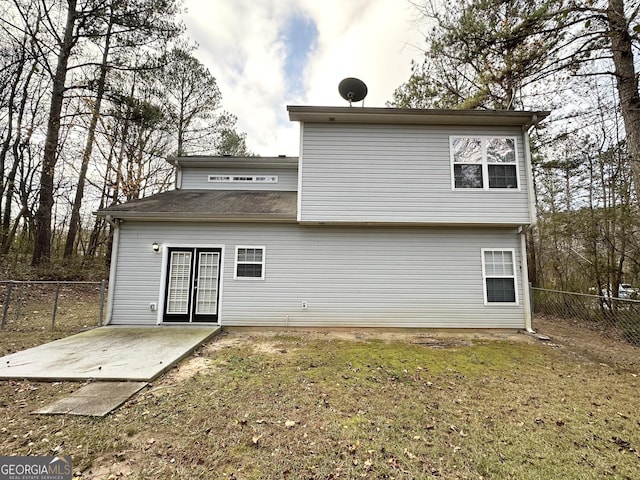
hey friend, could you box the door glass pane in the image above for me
[195,252,219,315]
[167,252,192,314]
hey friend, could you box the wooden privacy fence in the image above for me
[0,280,106,331]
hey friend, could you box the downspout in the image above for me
[523,114,538,228]
[519,114,539,333]
[519,225,534,333]
[174,159,182,190]
[104,215,120,325]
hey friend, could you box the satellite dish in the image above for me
[339,77,368,106]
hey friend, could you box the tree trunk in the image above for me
[0,25,33,247]
[63,7,113,258]
[607,0,640,199]
[32,0,77,265]
[2,48,39,254]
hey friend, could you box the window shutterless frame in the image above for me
[208,175,278,183]
[234,246,266,280]
[450,136,520,191]
[481,248,519,305]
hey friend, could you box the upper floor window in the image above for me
[209,175,278,183]
[450,137,518,190]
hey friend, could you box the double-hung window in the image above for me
[235,246,265,280]
[482,249,518,304]
[450,137,518,189]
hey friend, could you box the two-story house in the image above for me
[96,106,548,330]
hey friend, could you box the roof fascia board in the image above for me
[167,156,298,169]
[296,221,530,228]
[287,106,550,127]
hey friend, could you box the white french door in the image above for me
[164,247,221,322]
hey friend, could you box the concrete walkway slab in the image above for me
[33,381,148,417]
[0,325,219,381]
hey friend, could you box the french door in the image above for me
[164,247,221,323]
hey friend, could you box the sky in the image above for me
[181,0,426,156]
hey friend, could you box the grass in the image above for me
[0,328,639,479]
[0,282,102,356]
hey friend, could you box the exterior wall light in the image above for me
[152,242,160,252]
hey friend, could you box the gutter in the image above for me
[519,230,535,333]
[104,215,120,325]
[94,212,298,223]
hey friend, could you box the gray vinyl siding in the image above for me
[109,221,525,328]
[299,123,530,224]
[180,167,297,190]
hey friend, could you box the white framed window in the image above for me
[208,175,278,183]
[481,249,518,304]
[234,246,266,280]
[450,137,518,190]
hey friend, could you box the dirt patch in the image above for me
[220,326,533,345]
[154,333,294,385]
[199,332,244,352]
[410,337,473,348]
[163,356,213,383]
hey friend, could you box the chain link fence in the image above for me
[532,287,640,370]
[532,287,640,346]
[0,280,106,332]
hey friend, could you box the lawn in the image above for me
[0,328,638,479]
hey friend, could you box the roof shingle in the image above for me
[96,190,297,222]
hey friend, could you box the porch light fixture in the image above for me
[152,242,160,253]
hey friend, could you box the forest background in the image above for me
[1,0,639,298]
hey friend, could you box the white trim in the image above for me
[449,136,520,191]
[104,218,120,325]
[297,123,304,222]
[481,248,519,306]
[234,245,266,280]
[157,246,168,324]
[523,129,537,226]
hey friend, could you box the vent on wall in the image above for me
[208,175,278,183]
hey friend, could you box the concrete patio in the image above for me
[0,325,220,381]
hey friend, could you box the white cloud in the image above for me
[182,0,424,156]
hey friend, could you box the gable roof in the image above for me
[287,106,549,127]
[95,190,297,222]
